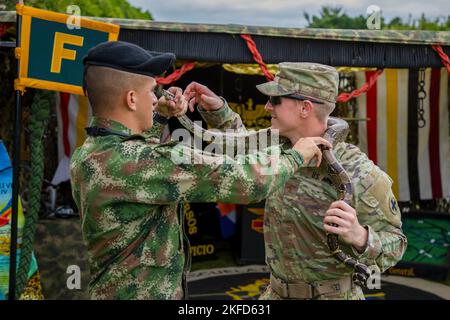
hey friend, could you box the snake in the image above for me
[157,88,371,288]
[322,117,371,288]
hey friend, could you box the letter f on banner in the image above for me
[51,32,84,73]
[15,4,119,94]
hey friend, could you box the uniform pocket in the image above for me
[355,167,401,225]
[359,191,379,209]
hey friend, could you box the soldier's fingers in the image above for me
[324,214,350,228]
[188,97,197,111]
[183,82,197,96]
[167,100,176,109]
[315,145,322,167]
[174,95,185,109]
[184,92,197,112]
[158,96,168,105]
[325,207,354,222]
[184,82,204,97]
[184,91,196,100]
[311,137,332,149]
[171,105,183,115]
[330,200,356,214]
[323,224,344,235]
[167,86,182,98]
[174,91,182,103]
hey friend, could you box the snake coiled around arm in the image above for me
[157,88,371,288]
[322,117,371,288]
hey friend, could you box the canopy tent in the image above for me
[1,10,450,67]
[0,9,449,300]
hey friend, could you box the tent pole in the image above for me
[9,4,22,301]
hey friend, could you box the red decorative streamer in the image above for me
[336,69,384,103]
[431,45,450,74]
[156,62,195,85]
[240,34,275,81]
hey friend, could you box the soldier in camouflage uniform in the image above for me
[70,42,331,300]
[183,62,407,300]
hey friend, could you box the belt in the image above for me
[270,274,353,299]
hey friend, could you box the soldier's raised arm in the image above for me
[130,135,331,204]
[182,82,278,155]
[184,82,247,132]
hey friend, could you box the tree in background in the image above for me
[304,7,368,29]
[386,13,450,31]
[4,0,152,19]
[304,6,450,31]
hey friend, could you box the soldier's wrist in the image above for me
[198,96,225,112]
[353,225,369,253]
[153,112,169,124]
[284,149,305,168]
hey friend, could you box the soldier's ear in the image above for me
[125,90,137,111]
[299,100,313,118]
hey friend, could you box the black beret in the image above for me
[83,41,176,77]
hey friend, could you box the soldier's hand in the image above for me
[156,86,188,118]
[183,81,223,112]
[323,200,368,252]
[292,137,332,167]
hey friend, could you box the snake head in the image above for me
[155,86,175,101]
[323,117,350,146]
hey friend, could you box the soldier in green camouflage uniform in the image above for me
[70,42,330,299]
[183,62,407,300]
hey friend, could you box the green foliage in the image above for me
[5,0,152,19]
[304,7,368,29]
[385,13,450,31]
[305,6,450,31]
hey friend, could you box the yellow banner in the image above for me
[15,4,120,95]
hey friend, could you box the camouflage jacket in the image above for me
[70,116,306,300]
[199,102,407,298]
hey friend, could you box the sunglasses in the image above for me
[268,94,324,106]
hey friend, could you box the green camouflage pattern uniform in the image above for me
[198,64,407,300]
[70,116,306,300]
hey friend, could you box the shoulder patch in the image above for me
[389,197,399,215]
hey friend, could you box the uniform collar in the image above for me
[89,117,133,137]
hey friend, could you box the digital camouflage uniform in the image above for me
[198,63,407,300]
[70,117,307,299]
